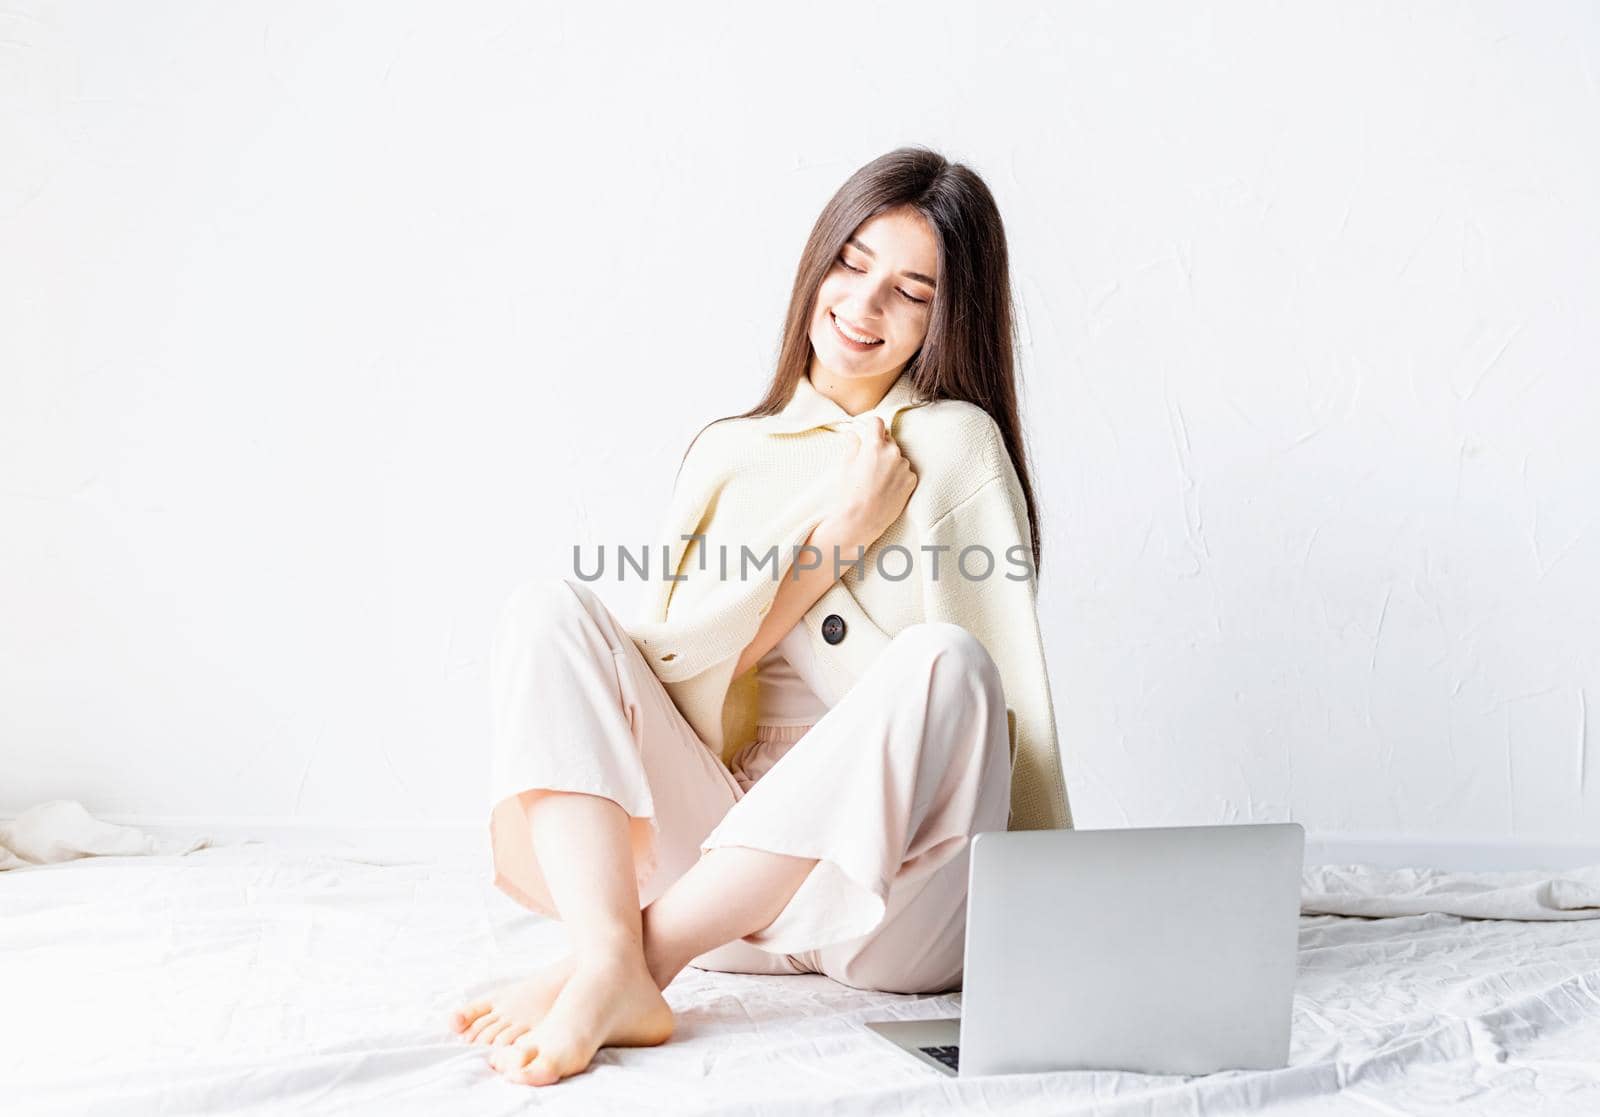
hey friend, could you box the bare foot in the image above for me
[450,953,579,1047]
[487,947,674,1086]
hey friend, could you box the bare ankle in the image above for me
[574,931,649,969]
[642,943,683,991]
[637,916,685,990]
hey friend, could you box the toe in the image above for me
[492,1025,528,1047]
[479,1019,513,1046]
[511,1053,563,1087]
[491,1037,535,1073]
[521,1040,590,1087]
[464,1012,501,1043]
[452,999,492,1032]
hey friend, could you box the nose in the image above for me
[835,300,886,334]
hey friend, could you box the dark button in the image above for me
[821,613,847,644]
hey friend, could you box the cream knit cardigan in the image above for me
[624,371,1073,832]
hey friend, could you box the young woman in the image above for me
[451,146,1072,1087]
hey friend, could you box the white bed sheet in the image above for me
[3,842,1599,1117]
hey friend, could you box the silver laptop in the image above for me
[862,822,1304,1077]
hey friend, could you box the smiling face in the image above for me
[806,207,939,388]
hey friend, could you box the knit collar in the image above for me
[760,370,928,436]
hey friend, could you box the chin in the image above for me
[821,352,883,377]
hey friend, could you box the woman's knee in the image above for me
[882,623,1008,773]
[886,622,1003,699]
[501,576,596,633]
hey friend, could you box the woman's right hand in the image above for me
[827,416,919,547]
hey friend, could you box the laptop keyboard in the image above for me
[918,1044,960,1072]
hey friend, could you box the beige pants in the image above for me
[487,577,1011,994]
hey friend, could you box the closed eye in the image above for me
[837,255,929,305]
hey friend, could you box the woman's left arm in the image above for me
[918,465,1073,831]
[731,513,869,678]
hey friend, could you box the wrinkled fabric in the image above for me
[728,617,834,792]
[748,618,833,729]
[5,841,1600,1116]
[487,576,1012,993]
[0,799,207,870]
[729,724,812,793]
[1302,862,1600,920]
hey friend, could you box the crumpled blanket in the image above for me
[1301,861,1600,921]
[0,799,208,870]
[7,841,1598,1116]
[5,800,1598,922]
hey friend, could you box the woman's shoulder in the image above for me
[902,397,1011,480]
[675,414,758,477]
[676,396,1010,493]
[908,395,1002,439]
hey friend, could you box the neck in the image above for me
[805,358,903,417]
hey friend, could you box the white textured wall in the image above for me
[2,1,1597,840]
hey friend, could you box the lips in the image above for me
[830,309,884,346]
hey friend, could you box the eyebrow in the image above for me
[845,236,938,290]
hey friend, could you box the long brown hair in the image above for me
[680,145,1045,575]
